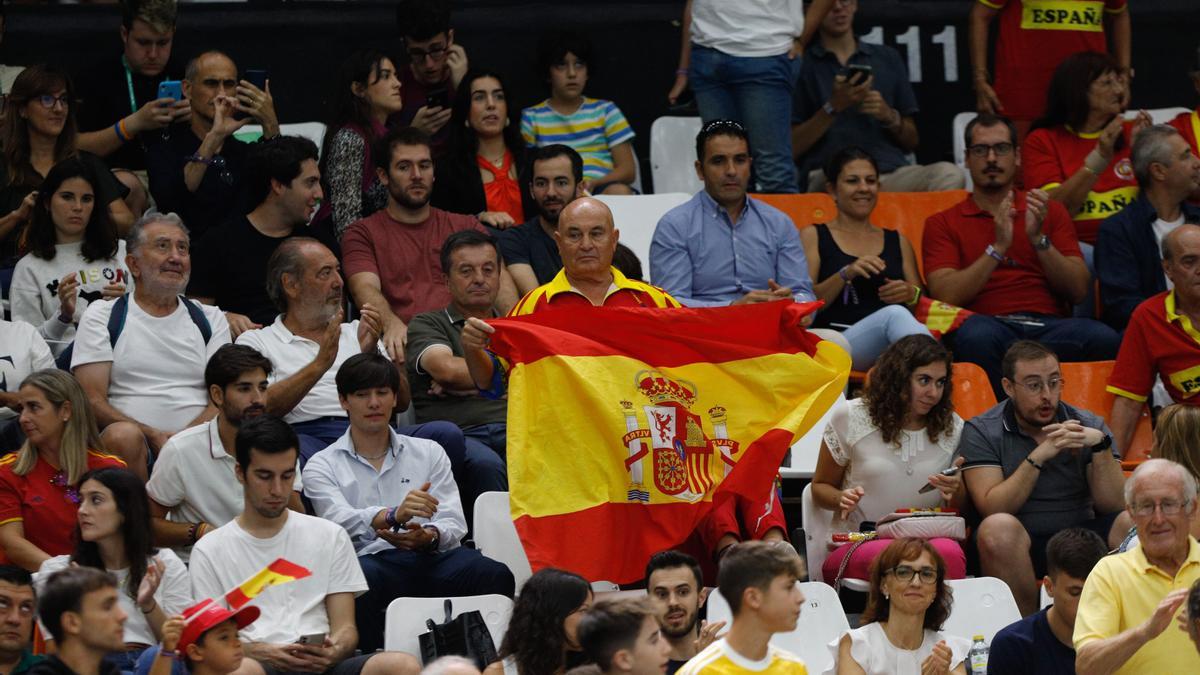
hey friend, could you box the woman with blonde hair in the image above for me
[1153,404,1200,539]
[0,369,125,570]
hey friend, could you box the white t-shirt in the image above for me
[823,623,971,675]
[236,317,371,423]
[821,397,963,532]
[0,320,55,420]
[691,0,805,58]
[35,549,192,646]
[189,511,367,645]
[71,296,230,432]
[146,419,304,561]
[10,241,130,352]
[1153,214,1185,290]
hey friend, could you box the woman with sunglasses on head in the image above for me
[827,538,970,675]
[10,157,130,357]
[35,467,191,671]
[0,65,136,283]
[0,370,125,572]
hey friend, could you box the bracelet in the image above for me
[187,523,198,543]
[113,121,128,143]
[196,522,208,539]
[906,286,922,307]
[1025,457,1043,471]
[185,153,217,166]
[985,244,1006,264]
[140,599,158,614]
[157,648,178,660]
[57,313,73,325]
[838,266,860,306]
[1084,149,1109,175]
[385,506,399,529]
[675,69,688,76]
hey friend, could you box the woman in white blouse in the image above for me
[812,335,967,583]
[35,467,190,672]
[828,538,970,675]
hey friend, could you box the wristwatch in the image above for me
[1032,234,1052,251]
[423,526,441,552]
[822,101,836,116]
[1091,435,1114,453]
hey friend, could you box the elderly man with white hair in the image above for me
[1074,458,1200,674]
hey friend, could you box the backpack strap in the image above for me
[106,295,130,348]
[179,296,213,344]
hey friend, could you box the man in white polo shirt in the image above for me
[72,212,231,479]
[147,343,305,560]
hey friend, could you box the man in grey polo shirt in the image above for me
[960,340,1129,617]
[405,230,507,517]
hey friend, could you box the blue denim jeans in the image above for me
[841,305,933,371]
[689,45,800,193]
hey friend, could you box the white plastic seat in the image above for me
[383,594,513,658]
[473,491,533,593]
[1124,106,1190,124]
[951,112,975,190]
[943,577,1021,644]
[779,393,846,480]
[592,193,692,280]
[706,583,849,673]
[232,121,328,156]
[650,116,703,195]
[800,481,869,592]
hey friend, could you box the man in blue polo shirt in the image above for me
[790,0,963,193]
[988,528,1108,674]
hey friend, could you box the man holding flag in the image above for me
[189,416,419,675]
[461,197,849,583]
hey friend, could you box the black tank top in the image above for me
[811,223,905,330]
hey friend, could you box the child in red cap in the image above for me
[145,598,259,675]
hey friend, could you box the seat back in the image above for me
[706,584,849,673]
[383,594,514,658]
[800,483,833,584]
[780,393,847,480]
[943,577,1021,645]
[473,492,533,592]
[951,112,975,190]
[951,362,998,420]
[593,193,692,279]
[1058,360,1153,462]
[650,116,703,195]
[1124,107,1190,124]
[232,121,328,157]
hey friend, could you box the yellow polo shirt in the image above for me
[1073,537,1200,674]
[676,639,807,675]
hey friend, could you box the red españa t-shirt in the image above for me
[1108,291,1200,404]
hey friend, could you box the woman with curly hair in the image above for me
[826,539,970,674]
[812,335,967,583]
[485,568,592,675]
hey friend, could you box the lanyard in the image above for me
[121,56,138,114]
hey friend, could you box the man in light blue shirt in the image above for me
[302,352,514,654]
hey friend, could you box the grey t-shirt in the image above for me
[959,400,1117,536]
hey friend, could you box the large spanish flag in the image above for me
[488,300,850,583]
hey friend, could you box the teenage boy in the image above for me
[577,597,671,675]
[520,32,637,196]
[29,567,126,675]
[645,551,724,674]
[988,528,1109,674]
[676,542,807,674]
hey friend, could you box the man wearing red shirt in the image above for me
[969,0,1130,137]
[923,114,1120,393]
[1107,224,1200,452]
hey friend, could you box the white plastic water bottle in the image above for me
[968,634,988,674]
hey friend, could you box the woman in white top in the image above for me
[35,467,190,672]
[827,538,971,675]
[10,157,129,355]
[812,335,967,583]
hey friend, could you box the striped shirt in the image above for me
[520,97,635,181]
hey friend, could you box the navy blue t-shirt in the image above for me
[988,607,1076,674]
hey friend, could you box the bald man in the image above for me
[1108,224,1200,452]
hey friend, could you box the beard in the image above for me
[659,608,700,639]
[535,200,564,224]
[392,184,431,210]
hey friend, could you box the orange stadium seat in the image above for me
[951,362,997,420]
[1058,361,1153,465]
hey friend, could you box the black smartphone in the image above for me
[845,64,873,85]
[235,69,269,120]
[425,87,449,110]
[918,466,962,494]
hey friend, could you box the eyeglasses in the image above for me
[1013,378,1064,395]
[36,94,70,110]
[700,119,745,134]
[967,142,1014,158]
[887,565,938,584]
[1131,499,1191,518]
[407,44,448,63]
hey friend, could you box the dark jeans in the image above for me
[461,423,507,533]
[355,546,516,653]
[949,313,1121,397]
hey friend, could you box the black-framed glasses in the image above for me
[407,44,448,62]
[967,142,1015,158]
[37,94,70,110]
[887,565,938,584]
[700,119,745,134]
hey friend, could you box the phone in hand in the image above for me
[157,80,183,103]
[425,87,449,110]
[235,69,269,121]
[918,466,962,494]
[844,64,873,86]
[296,633,326,646]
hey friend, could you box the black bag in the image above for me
[417,599,499,669]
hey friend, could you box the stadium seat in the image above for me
[779,393,847,480]
[800,482,870,592]
[1124,107,1191,124]
[951,112,974,190]
[473,491,533,592]
[593,193,692,277]
[233,121,328,155]
[750,191,968,280]
[1057,360,1153,463]
[951,362,997,420]
[650,116,703,195]
[706,583,849,673]
[943,577,1021,645]
[383,594,514,658]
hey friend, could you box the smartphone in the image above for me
[157,80,183,103]
[918,466,961,494]
[845,64,873,85]
[235,69,269,121]
[296,633,326,646]
[425,87,449,110]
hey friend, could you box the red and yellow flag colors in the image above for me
[912,295,974,339]
[488,300,850,583]
[224,558,311,610]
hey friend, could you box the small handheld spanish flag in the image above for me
[224,558,312,610]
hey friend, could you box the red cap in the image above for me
[177,598,260,654]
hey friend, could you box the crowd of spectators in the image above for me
[0,0,1198,674]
